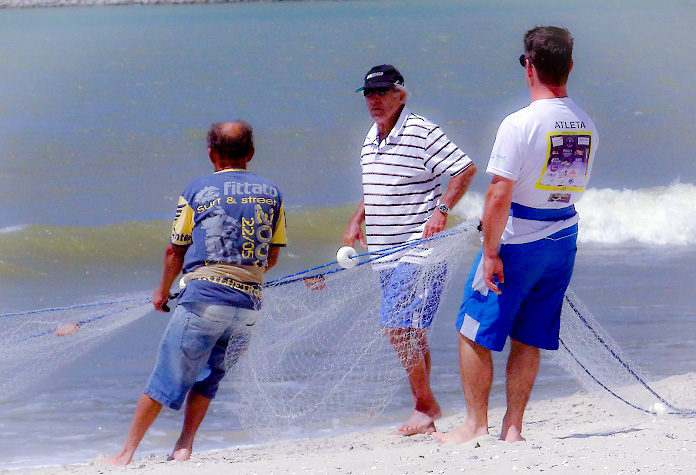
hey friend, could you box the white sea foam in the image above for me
[453,182,696,246]
[577,182,696,245]
[0,225,26,234]
[453,192,485,222]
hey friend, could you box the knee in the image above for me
[510,338,540,353]
[509,339,540,363]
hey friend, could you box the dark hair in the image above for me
[524,26,574,86]
[206,121,254,161]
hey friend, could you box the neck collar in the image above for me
[370,106,410,146]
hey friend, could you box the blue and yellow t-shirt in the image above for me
[171,169,287,309]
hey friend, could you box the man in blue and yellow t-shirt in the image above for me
[108,121,286,466]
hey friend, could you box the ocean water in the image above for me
[1,0,696,470]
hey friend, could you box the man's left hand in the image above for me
[423,210,447,238]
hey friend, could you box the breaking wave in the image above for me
[452,182,696,246]
[1,183,694,278]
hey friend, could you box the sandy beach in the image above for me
[18,372,695,474]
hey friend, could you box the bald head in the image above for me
[207,121,255,163]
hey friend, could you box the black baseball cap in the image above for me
[356,64,405,92]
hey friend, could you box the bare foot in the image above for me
[394,408,441,436]
[500,424,525,442]
[168,438,193,461]
[434,420,488,444]
[168,448,192,461]
[104,453,132,466]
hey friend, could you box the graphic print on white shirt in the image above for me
[537,131,592,196]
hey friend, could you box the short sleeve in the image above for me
[423,126,473,177]
[486,116,523,181]
[170,195,194,246]
[271,202,287,247]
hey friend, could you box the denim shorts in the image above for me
[457,225,577,351]
[379,262,447,329]
[145,302,256,410]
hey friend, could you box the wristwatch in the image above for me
[437,203,450,215]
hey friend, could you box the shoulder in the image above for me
[177,174,224,207]
[503,103,536,125]
[247,171,283,191]
[392,113,437,147]
[495,103,542,138]
[253,173,286,205]
[564,99,597,129]
[181,173,217,195]
[403,112,438,134]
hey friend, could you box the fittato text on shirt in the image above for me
[223,182,278,197]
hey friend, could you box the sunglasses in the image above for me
[519,54,528,67]
[363,87,392,97]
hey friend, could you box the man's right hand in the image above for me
[483,254,504,295]
[152,288,170,312]
[343,220,366,248]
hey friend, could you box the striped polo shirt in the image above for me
[361,106,473,269]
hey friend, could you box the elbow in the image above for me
[266,256,277,270]
[266,246,281,271]
[486,187,512,210]
[461,163,477,184]
[452,163,477,188]
[165,243,188,261]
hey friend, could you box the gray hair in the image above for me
[393,84,410,100]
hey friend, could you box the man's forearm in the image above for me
[423,165,477,238]
[482,177,514,257]
[157,243,187,294]
[441,164,477,209]
[349,200,365,225]
[343,199,367,247]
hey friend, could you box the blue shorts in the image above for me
[379,262,447,329]
[456,225,577,352]
[145,302,256,410]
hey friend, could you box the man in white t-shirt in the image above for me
[436,26,598,445]
[344,64,476,436]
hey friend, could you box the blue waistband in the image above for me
[509,203,577,221]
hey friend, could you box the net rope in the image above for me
[553,290,696,415]
[1,221,693,425]
[229,221,695,439]
[0,293,151,402]
[228,221,481,438]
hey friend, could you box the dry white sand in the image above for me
[20,373,696,474]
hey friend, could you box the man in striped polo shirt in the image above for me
[344,64,477,436]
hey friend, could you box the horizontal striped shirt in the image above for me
[361,106,473,269]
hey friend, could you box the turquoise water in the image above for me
[1,0,696,470]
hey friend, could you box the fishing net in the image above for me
[0,292,151,402]
[229,221,694,439]
[2,220,693,426]
[553,290,694,415]
[228,221,482,438]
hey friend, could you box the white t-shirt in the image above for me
[487,98,598,244]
